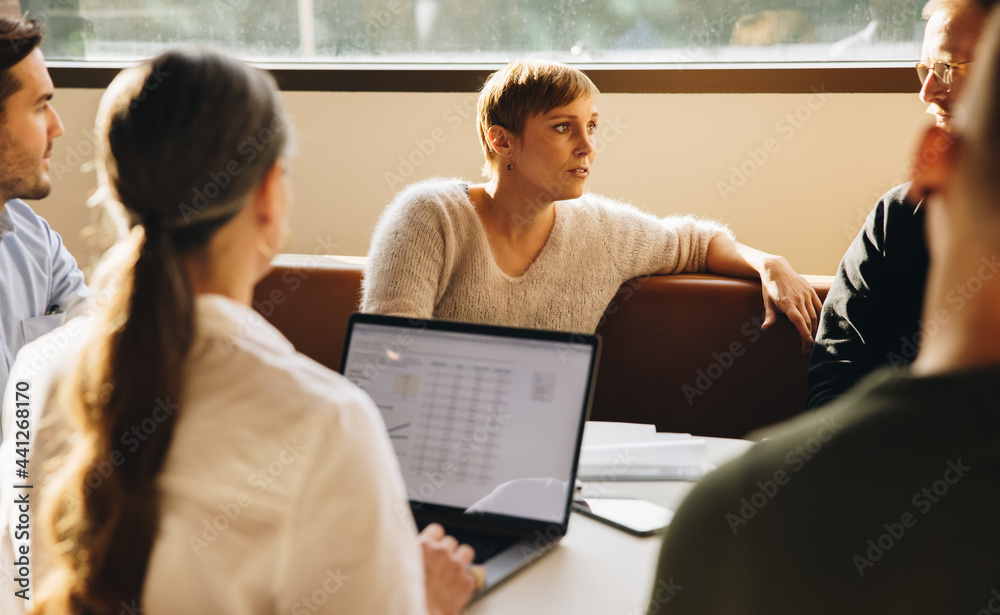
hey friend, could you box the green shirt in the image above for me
[649,364,1000,614]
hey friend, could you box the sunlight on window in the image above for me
[25,0,923,64]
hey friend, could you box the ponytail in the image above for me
[33,48,289,614]
[37,224,194,612]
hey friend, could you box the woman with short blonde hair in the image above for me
[363,59,821,347]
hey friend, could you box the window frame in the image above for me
[49,61,918,94]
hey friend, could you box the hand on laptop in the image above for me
[420,523,482,615]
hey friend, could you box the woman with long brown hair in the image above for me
[0,48,476,615]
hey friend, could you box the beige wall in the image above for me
[35,86,927,276]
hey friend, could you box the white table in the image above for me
[468,437,754,614]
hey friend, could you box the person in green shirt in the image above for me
[647,6,1000,614]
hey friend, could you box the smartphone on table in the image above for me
[572,497,675,537]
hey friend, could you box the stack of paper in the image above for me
[577,421,711,481]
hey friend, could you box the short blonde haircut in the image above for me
[477,60,599,178]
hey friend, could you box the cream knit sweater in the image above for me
[361,178,733,333]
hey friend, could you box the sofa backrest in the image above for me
[253,255,831,438]
[590,274,830,438]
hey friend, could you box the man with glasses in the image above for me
[806,0,996,409]
[649,8,1000,611]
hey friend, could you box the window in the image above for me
[29,0,923,63]
[27,1,925,93]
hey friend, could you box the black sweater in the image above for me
[806,183,929,409]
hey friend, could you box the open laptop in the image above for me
[339,313,600,597]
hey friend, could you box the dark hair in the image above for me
[35,48,289,614]
[0,16,43,114]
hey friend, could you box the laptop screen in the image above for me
[341,315,598,525]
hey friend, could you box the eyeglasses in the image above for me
[915,60,974,92]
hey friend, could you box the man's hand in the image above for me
[420,523,482,615]
[758,256,823,353]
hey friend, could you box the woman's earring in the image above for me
[279,224,294,251]
[257,233,276,260]
[506,159,514,171]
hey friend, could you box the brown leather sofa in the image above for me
[253,255,832,439]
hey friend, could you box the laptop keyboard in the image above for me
[417,522,522,564]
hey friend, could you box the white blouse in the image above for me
[1,293,426,614]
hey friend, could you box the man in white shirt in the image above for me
[0,16,86,410]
